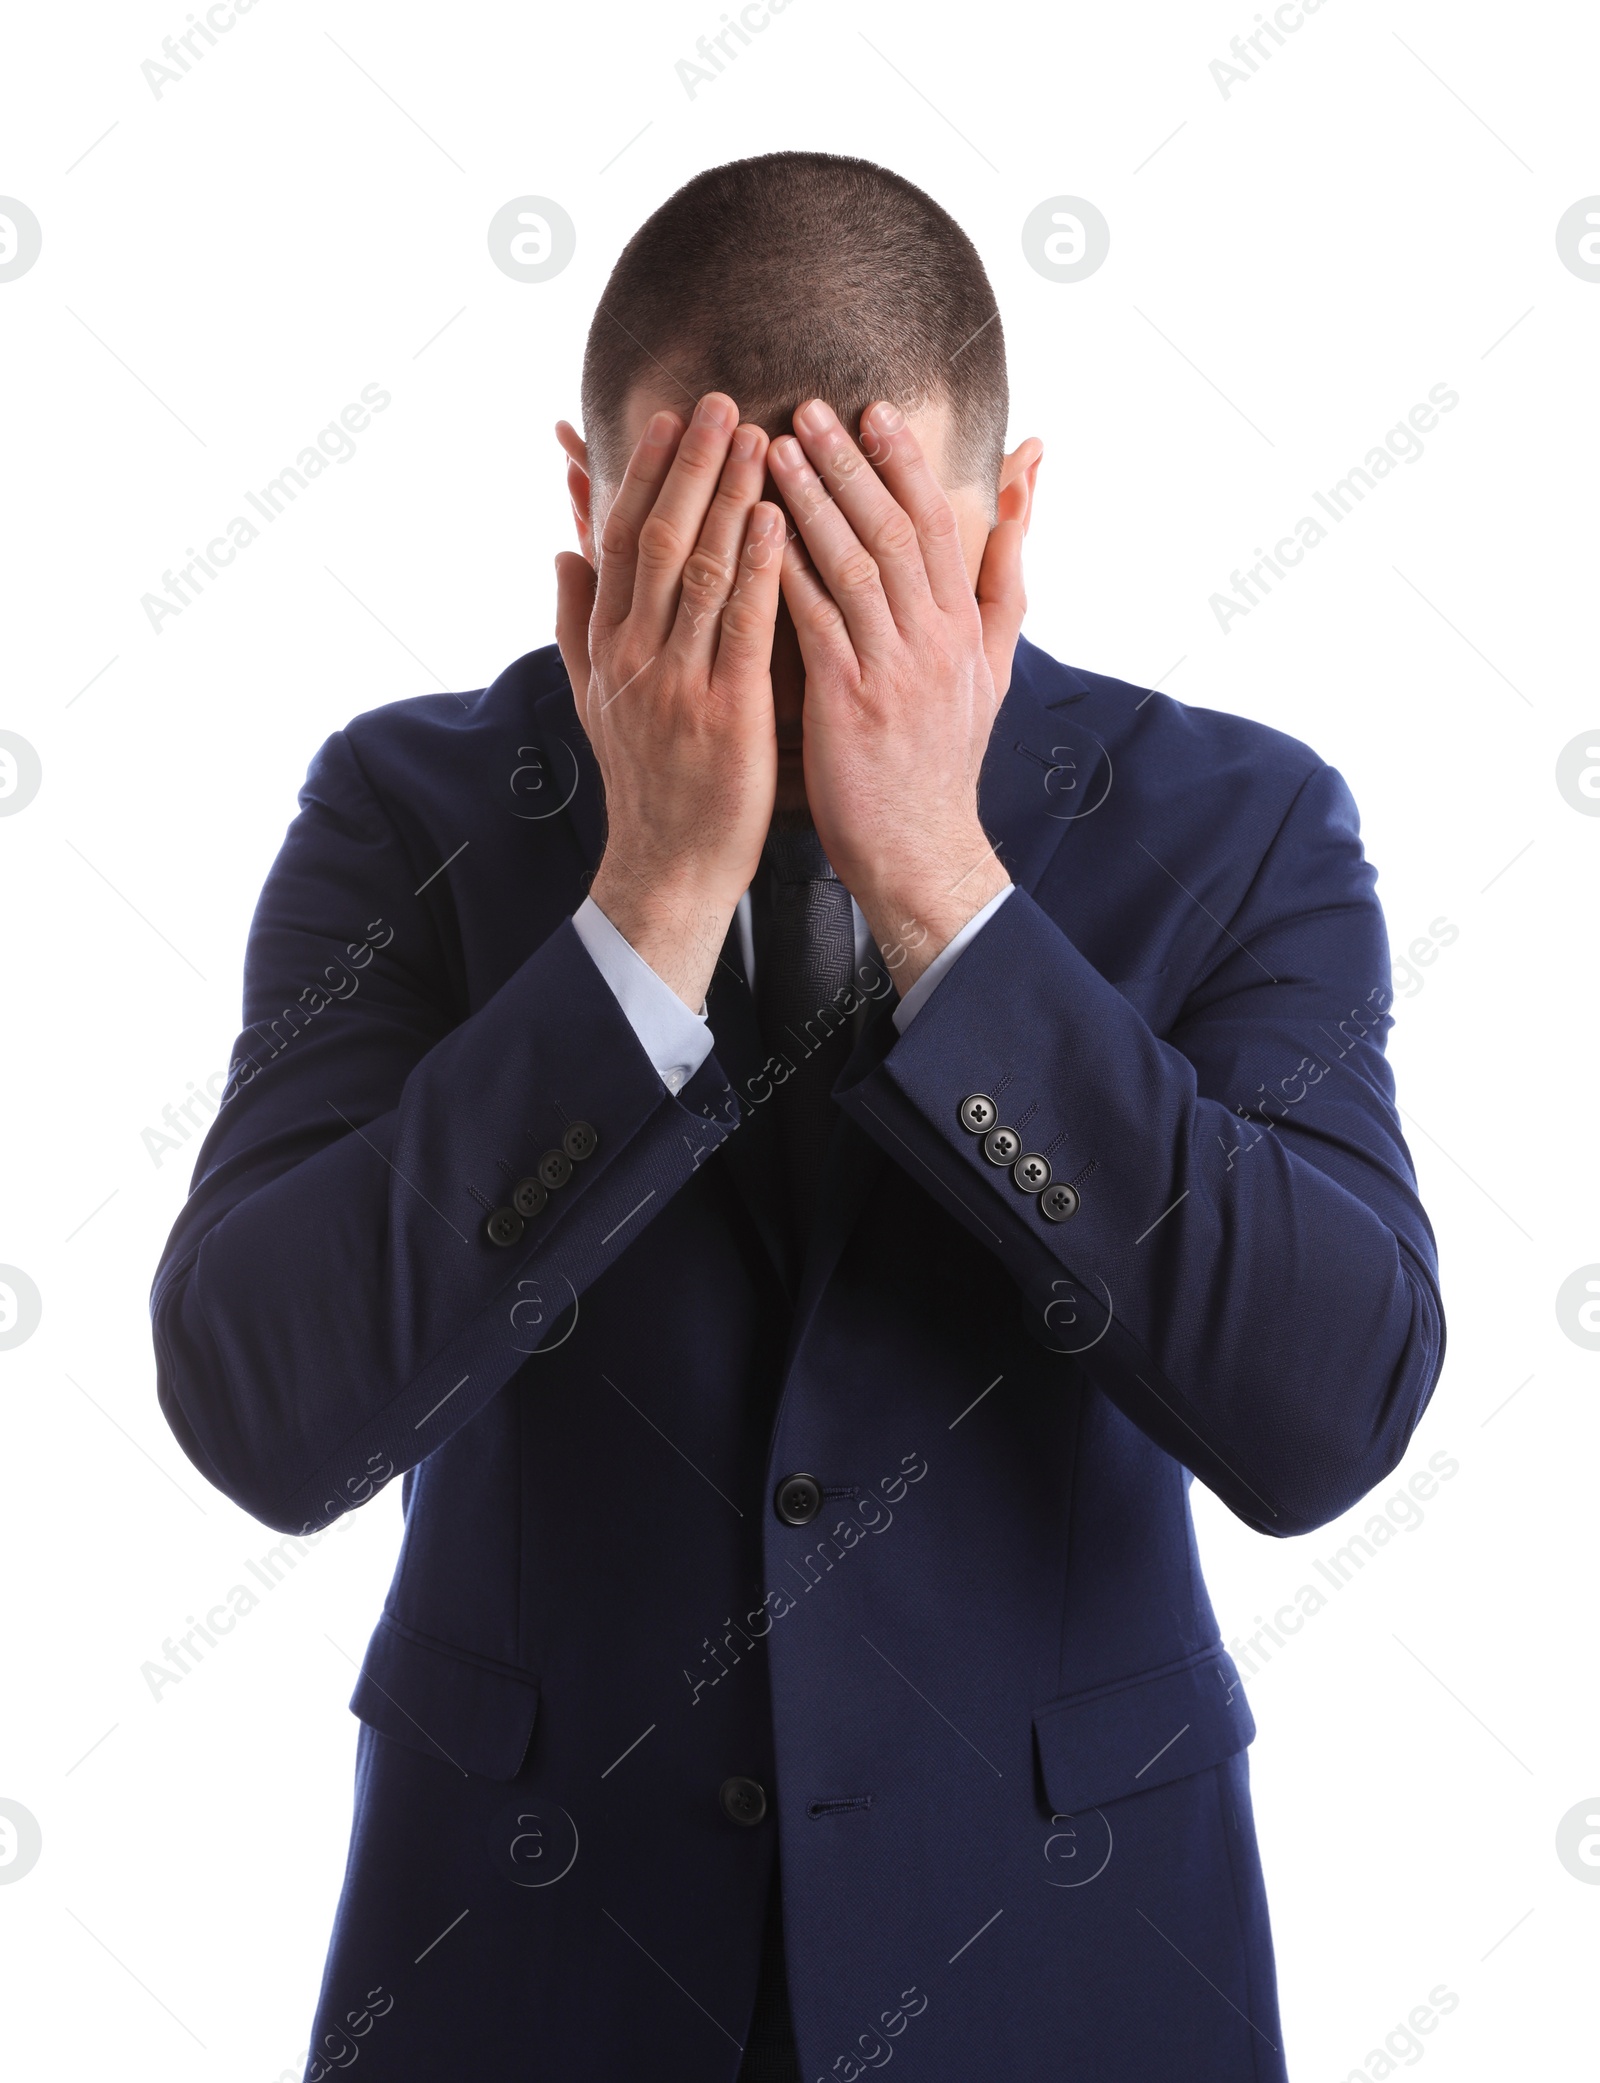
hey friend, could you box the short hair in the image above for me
[581,152,1007,499]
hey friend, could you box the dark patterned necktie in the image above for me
[749,823,858,1251]
[739,823,855,2083]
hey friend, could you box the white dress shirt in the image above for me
[571,882,1014,1095]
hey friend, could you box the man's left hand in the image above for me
[768,397,1025,993]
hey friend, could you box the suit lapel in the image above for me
[978,636,1111,895]
[529,677,606,876]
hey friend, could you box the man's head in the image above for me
[555,152,1042,817]
[580,151,1010,515]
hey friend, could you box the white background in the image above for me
[1,0,1596,2076]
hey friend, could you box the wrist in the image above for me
[588,858,736,1012]
[859,846,1012,996]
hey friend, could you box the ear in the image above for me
[996,436,1043,534]
[554,419,596,565]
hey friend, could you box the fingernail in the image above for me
[731,424,761,459]
[796,399,832,434]
[772,435,805,469]
[644,412,677,445]
[695,393,734,428]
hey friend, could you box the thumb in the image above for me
[554,552,597,718]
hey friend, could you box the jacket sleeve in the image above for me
[150,727,741,1536]
[836,761,1445,1538]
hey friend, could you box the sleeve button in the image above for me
[562,1120,598,1161]
[512,1177,549,1219]
[982,1125,1022,1166]
[538,1149,574,1190]
[485,1207,525,1248]
[959,1093,997,1133]
[1040,1182,1081,1222]
[1013,1153,1052,1192]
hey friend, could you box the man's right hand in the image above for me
[555,394,785,1012]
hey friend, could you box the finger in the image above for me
[767,432,898,660]
[593,410,684,630]
[554,551,598,713]
[975,510,1027,707]
[777,531,861,689]
[709,500,787,694]
[671,422,771,672]
[855,400,973,616]
[787,398,932,625]
[628,393,742,641]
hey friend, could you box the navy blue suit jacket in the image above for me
[150,635,1444,2081]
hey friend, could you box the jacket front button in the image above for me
[719,1776,767,1827]
[1040,1182,1081,1222]
[512,1176,548,1219]
[774,1473,822,1526]
[562,1120,598,1162]
[982,1125,1021,1166]
[1013,1153,1052,1192]
[959,1093,997,1133]
[485,1207,524,1248]
[537,1149,574,1190]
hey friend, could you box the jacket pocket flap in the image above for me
[349,1614,539,1779]
[1033,1646,1253,1814]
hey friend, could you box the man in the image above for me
[151,153,1444,2080]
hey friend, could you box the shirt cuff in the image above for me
[570,896,716,1096]
[891,885,1016,1035]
